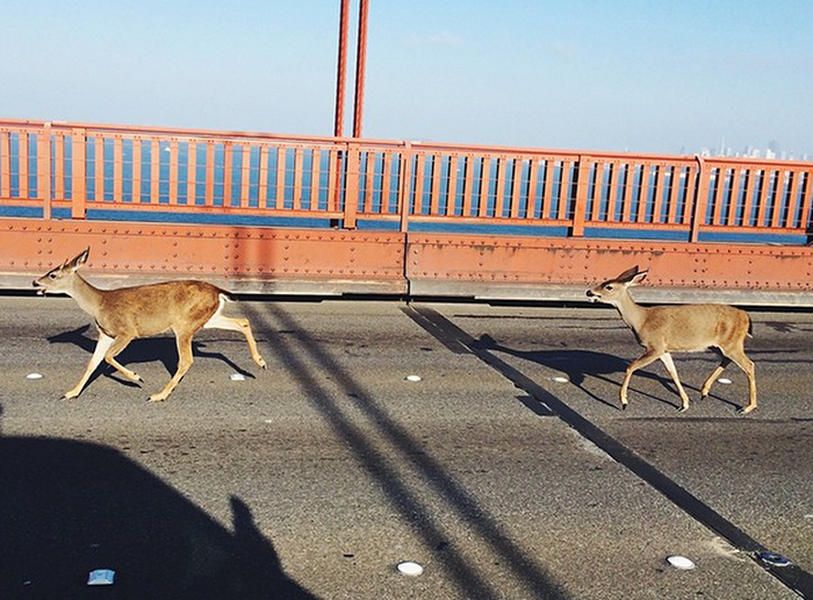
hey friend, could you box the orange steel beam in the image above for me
[334,0,350,137]
[352,0,370,138]
[0,218,406,286]
[406,233,813,292]
[1,218,812,300]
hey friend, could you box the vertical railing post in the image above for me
[571,155,591,237]
[343,142,359,229]
[690,154,709,243]
[38,122,52,219]
[71,128,87,219]
[398,141,413,233]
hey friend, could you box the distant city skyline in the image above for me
[694,139,810,162]
[1,1,811,157]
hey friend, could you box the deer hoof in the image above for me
[677,405,689,413]
[737,406,756,416]
[148,394,166,403]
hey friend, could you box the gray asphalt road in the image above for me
[0,296,810,599]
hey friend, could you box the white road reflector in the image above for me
[26,373,43,380]
[551,376,569,383]
[717,378,732,384]
[405,375,422,382]
[87,569,115,585]
[397,561,424,576]
[666,555,696,570]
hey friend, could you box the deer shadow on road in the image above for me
[474,334,710,411]
[46,325,254,390]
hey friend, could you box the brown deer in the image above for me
[33,248,266,402]
[586,266,757,415]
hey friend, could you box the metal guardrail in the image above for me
[2,118,811,244]
[2,118,813,305]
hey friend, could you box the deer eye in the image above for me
[604,284,614,291]
[48,272,57,279]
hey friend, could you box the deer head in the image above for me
[33,248,90,295]
[586,265,648,306]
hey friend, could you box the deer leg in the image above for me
[700,357,731,399]
[203,314,266,368]
[64,332,116,399]
[722,346,757,415]
[659,353,691,412]
[104,335,142,384]
[149,332,194,403]
[619,349,662,410]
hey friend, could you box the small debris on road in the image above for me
[405,375,422,382]
[87,569,115,586]
[666,555,696,570]
[756,551,791,567]
[551,375,569,383]
[230,373,246,381]
[717,377,732,384]
[26,373,43,380]
[397,561,424,576]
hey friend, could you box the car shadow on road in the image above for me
[46,325,254,389]
[0,423,318,599]
[472,334,704,412]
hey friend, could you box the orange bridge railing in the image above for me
[2,118,811,245]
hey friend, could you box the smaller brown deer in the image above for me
[33,248,266,402]
[586,266,757,414]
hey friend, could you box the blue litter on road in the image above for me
[87,569,115,585]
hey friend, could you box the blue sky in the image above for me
[2,1,811,156]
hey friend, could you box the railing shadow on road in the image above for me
[241,304,569,600]
[46,325,254,390]
[0,417,318,599]
[472,334,705,412]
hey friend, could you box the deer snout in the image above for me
[586,289,598,302]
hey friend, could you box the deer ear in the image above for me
[616,266,639,283]
[628,270,648,286]
[69,247,90,271]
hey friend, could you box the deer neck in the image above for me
[614,291,648,336]
[68,273,105,318]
